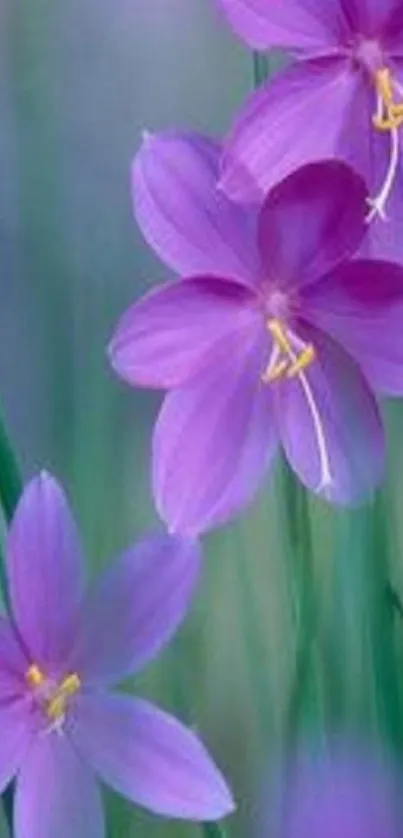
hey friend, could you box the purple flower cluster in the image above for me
[7,1,403,836]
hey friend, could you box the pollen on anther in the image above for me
[26,664,46,688]
[46,672,81,721]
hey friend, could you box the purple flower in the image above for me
[265,741,403,838]
[217,0,403,262]
[0,472,234,838]
[109,131,403,535]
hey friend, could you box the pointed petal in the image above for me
[258,161,367,290]
[0,617,29,696]
[74,693,234,821]
[0,699,33,793]
[274,326,384,504]
[383,8,403,52]
[6,473,84,671]
[220,59,362,203]
[357,0,403,37]
[362,164,403,263]
[133,131,260,284]
[302,260,403,395]
[14,734,104,838]
[215,0,352,53]
[109,275,258,389]
[67,534,200,686]
[153,329,278,535]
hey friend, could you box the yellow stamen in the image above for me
[261,358,288,384]
[267,318,292,354]
[373,67,403,131]
[46,673,81,721]
[263,319,331,492]
[373,114,403,131]
[376,68,394,107]
[287,344,316,378]
[263,318,316,383]
[26,664,46,688]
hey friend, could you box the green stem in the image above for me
[0,408,22,838]
[386,582,403,621]
[202,823,228,838]
[0,408,23,613]
[252,52,270,86]
[276,459,318,745]
[0,412,22,523]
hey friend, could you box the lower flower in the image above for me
[0,472,234,838]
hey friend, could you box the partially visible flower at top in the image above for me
[109,131,403,536]
[0,472,234,838]
[217,0,403,263]
[263,740,403,838]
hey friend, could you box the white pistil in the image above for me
[366,119,399,222]
[285,332,333,497]
[296,368,333,497]
[42,717,66,737]
[266,341,281,378]
[265,321,333,497]
[367,69,403,222]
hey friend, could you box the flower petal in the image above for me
[6,472,84,671]
[257,161,367,290]
[67,534,200,686]
[357,102,403,264]
[360,0,403,37]
[153,329,278,535]
[362,162,403,264]
[272,741,403,838]
[133,131,260,284]
[215,0,352,53]
[14,734,104,838]
[220,59,363,203]
[109,275,258,389]
[0,617,29,696]
[301,259,403,395]
[0,699,33,793]
[73,693,234,821]
[274,326,384,504]
[383,8,403,52]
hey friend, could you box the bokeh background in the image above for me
[3,1,403,835]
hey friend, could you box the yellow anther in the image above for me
[262,318,316,384]
[373,67,403,131]
[26,664,46,688]
[261,358,288,384]
[267,318,292,354]
[59,673,81,696]
[46,694,66,720]
[46,673,81,721]
[376,67,394,106]
[287,344,316,378]
[373,113,403,131]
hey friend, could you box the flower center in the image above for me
[262,319,316,383]
[262,319,333,497]
[367,66,403,221]
[26,663,81,732]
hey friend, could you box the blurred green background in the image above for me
[3,1,403,835]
